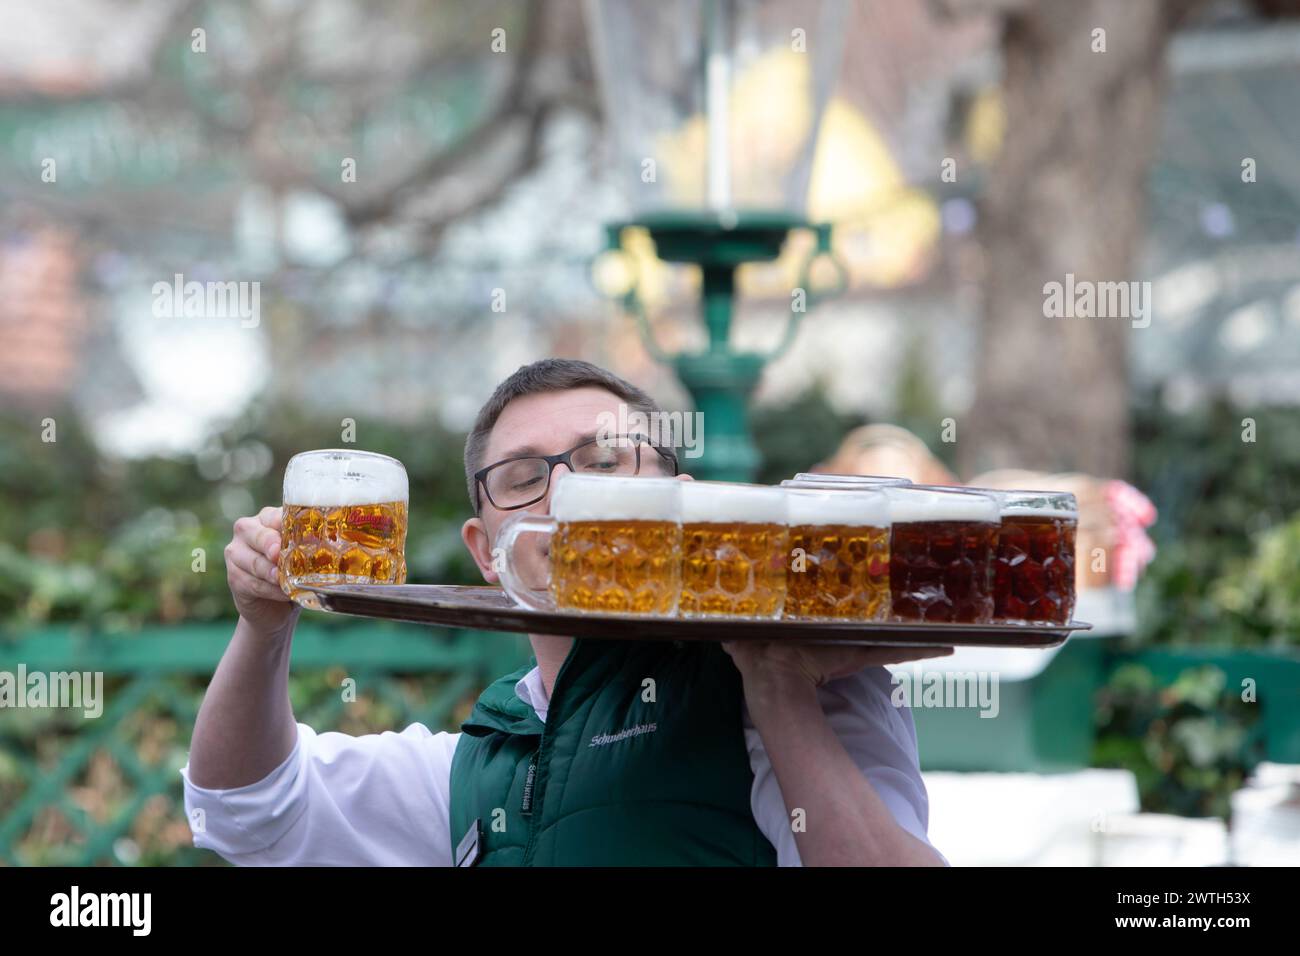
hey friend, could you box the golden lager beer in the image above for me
[278,450,409,608]
[679,483,788,619]
[785,489,892,621]
[550,474,682,614]
[497,474,682,616]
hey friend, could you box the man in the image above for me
[183,359,952,865]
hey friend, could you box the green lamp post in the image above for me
[586,0,850,481]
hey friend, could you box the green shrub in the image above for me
[1092,663,1264,822]
[0,403,483,632]
[1131,396,1300,647]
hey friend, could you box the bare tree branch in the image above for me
[321,0,554,226]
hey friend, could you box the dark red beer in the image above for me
[886,488,1000,623]
[991,492,1078,624]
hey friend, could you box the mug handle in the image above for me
[495,512,557,611]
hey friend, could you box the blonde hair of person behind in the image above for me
[815,424,957,486]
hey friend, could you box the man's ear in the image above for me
[461,515,499,584]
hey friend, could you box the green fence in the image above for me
[0,622,531,866]
[6,621,1293,864]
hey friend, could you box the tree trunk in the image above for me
[961,0,1198,479]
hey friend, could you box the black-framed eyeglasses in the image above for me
[474,433,679,512]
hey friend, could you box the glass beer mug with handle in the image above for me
[784,487,892,622]
[678,482,789,619]
[911,484,1079,625]
[989,489,1078,625]
[278,449,410,609]
[884,485,1001,624]
[494,473,683,615]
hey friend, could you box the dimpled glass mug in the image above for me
[278,449,409,609]
[495,474,683,615]
[677,482,789,619]
[783,487,892,622]
[909,484,1079,625]
[883,485,1001,624]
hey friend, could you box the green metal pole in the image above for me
[701,262,734,352]
[674,262,764,481]
[603,211,825,484]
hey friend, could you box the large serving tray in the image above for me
[300,584,1091,648]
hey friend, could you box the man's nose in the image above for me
[535,461,574,515]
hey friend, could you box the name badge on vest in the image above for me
[456,818,483,867]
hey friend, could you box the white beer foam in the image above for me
[885,487,999,523]
[283,450,408,506]
[993,490,1078,520]
[680,482,786,524]
[783,479,908,492]
[551,474,679,522]
[786,490,891,527]
[915,484,1077,519]
[790,472,911,485]
[1000,506,1078,520]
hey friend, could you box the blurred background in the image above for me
[1,0,1298,866]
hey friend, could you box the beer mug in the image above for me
[884,486,1000,624]
[278,449,409,609]
[495,474,682,615]
[990,490,1078,624]
[912,485,1079,625]
[785,488,892,621]
[679,482,788,619]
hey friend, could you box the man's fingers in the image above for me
[226,537,281,585]
[813,644,956,678]
[235,511,282,561]
[229,564,289,603]
[257,527,282,562]
[869,646,955,667]
[257,507,283,557]
[721,640,764,660]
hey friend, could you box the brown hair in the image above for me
[463,358,676,510]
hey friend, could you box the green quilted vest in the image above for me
[448,638,777,866]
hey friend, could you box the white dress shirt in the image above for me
[181,664,945,866]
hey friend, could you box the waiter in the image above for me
[182,359,951,866]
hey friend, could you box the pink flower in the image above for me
[1105,480,1157,591]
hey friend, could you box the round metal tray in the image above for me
[301,584,1091,648]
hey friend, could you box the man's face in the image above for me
[460,386,683,587]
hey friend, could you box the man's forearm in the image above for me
[747,678,944,866]
[187,615,300,789]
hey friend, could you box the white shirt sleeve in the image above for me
[744,666,949,866]
[180,722,460,866]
